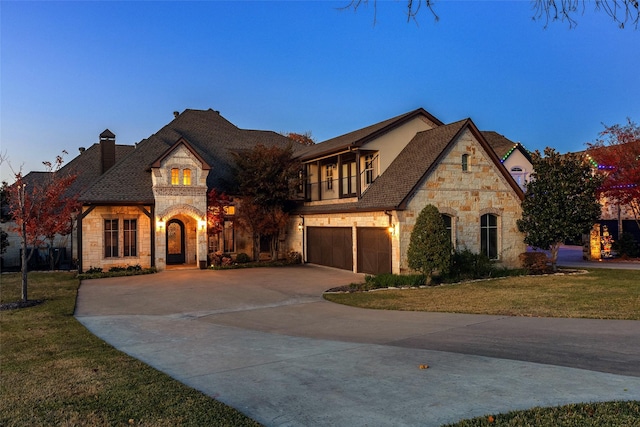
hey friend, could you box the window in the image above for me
[183,169,191,185]
[326,164,334,190]
[104,219,118,258]
[481,214,498,260]
[462,154,469,172]
[441,214,453,244]
[364,154,375,185]
[171,168,179,185]
[223,221,235,253]
[123,219,137,257]
[341,161,356,197]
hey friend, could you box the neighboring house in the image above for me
[581,148,640,242]
[0,135,135,270]
[3,107,527,274]
[285,108,526,274]
[482,131,533,190]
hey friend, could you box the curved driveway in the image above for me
[75,265,640,427]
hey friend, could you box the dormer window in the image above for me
[364,154,375,185]
[183,169,191,186]
[171,168,180,185]
[462,154,469,171]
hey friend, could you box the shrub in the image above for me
[86,266,103,274]
[519,252,551,274]
[407,205,453,282]
[109,266,127,272]
[446,249,494,281]
[286,251,302,264]
[361,273,426,290]
[613,232,640,258]
[235,253,251,264]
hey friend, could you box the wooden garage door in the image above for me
[307,227,353,271]
[357,227,391,275]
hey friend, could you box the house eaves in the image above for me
[298,107,443,161]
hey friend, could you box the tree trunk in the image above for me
[550,243,560,272]
[252,233,260,262]
[21,224,28,302]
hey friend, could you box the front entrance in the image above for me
[166,219,186,264]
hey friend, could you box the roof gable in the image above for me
[80,109,296,203]
[299,108,443,161]
[150,137,211,170]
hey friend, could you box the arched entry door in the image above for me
[166,219,186,264]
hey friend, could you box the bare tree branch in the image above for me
[343,0,638,28]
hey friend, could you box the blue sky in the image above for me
[1,1,639,182]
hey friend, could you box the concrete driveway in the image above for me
[75,265,640,427]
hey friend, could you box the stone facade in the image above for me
[400,128,526,269]
[152,143,209,270]
[81,205,152,270]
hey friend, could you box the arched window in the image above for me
[441,214,453,245]
[462,154,469,171]
[171,168,179,185]
[480,214,498,260]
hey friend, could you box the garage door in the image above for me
[307,227,353,271]
[357,228,391,275]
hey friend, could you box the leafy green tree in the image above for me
[517,147,603,271]
[233,144,301,261]
[407,204,452,282]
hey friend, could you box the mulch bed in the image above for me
[0,299,45,311]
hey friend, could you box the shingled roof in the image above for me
[482,131,532,164]
[298,108,443,161]
[80,109,301,204]
[297,119,523,214]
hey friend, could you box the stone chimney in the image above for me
[99,129,116,174]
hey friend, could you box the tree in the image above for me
[517,147,603,271]
[407,204,452,282]
[233,144,301,261]
[344,0,639,28]
[586,118,640,231]
[285,132,316,146]
[206,188,231,237]
[5,153,80,302]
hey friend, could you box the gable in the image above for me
[409,127,524,207]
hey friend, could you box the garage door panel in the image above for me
[307,227,353,271]
[357,228,391,275]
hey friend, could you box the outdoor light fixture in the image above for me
[298,215,304,232]
[156,219,166,231]
[198,219,207,231]
[388,224,395,235]
[298,222,303,231]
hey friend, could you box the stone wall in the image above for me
[81,205,152,271]
[401,128,526,269]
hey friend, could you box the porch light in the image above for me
[198,219,207,231]
[298,222,303,231]
[156,219,166,231]
[388,224,395,235]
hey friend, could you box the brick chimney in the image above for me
[99,129,116,174]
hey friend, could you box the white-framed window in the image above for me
[364,154,375,185]
[326,164,335,190]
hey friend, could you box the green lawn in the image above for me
[0,272,261,427]
[324,268,640,320]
